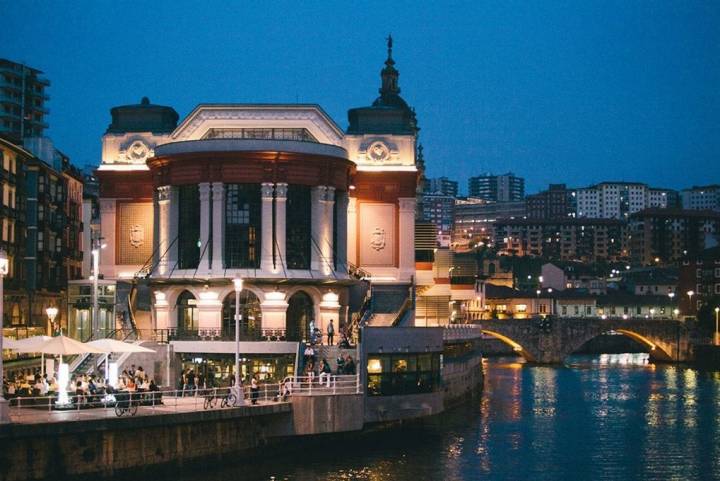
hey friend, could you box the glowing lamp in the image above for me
[0,249,8,276]
[233,277,244,293]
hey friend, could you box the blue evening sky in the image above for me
[2,1,719,194]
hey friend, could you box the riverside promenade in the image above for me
[0,376,364,481]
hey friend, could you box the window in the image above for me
[586,306,592,315]
[366,353,441,396]
[177,185,200,269]
[285,185,311,270]
[224,184,261,268]
[37,231,44,251]
[561,306,567,315]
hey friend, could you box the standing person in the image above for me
[250,376,259,405]
[327,319,335,346]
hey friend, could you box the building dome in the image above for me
[347,36,418,135]
[107,97,179,134]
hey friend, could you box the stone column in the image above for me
[260,291,289,334]
[398,197,416,282]
[198,182,212,273]
[318,291,341,335]
[311,186,328,273]
[347,196,357,268]
[334,191,349,274]
[320,187,335,276]
[155,186,171,276]
[167,187,179,274]
[274,183,288,273]
[153,291,170,329]
[98,199,116,276]
[197,291,222,338]
[260,183,275,274]
[211,182,225,273]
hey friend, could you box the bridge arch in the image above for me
[481,329,538,362]
[568,329,673,362]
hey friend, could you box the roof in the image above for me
[596,291,676,306]
[106,97,179,134]
[630,208,720,219]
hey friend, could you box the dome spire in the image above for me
[380,34,400,97]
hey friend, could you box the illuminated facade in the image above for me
[85,40,419,347]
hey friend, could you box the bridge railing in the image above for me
[443,324,484,341]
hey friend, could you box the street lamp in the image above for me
[233,277,244,404]
[687,290,695,317]
[0,249,10,422]
[43,306,59,378]
[91,239,106,339]
[714,307,719,346]
[46,306,58,335]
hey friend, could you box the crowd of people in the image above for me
[2,364,161,406]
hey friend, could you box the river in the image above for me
[169,354,720,481]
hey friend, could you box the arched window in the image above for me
[177,291,198,333]
[225,184,261,268]
[222,290,262,339]
[286,291,314,341]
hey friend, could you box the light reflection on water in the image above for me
[160,354,720,481]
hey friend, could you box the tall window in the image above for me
[225,184,261,268]
[286,185,311,270]
[178,185,200,269]
[177,291,198,332]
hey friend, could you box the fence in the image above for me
[6,374,361,424]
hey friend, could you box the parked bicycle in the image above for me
[114,392,137,417]
[203,388,237,409]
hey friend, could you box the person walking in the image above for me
[327,319,335,346]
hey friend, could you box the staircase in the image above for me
[366,284,412,327]
[306,345,359,373]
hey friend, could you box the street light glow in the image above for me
[233,277,244,292]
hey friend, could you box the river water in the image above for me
[173,354,720,481]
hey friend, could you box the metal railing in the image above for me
[5,375,361,424]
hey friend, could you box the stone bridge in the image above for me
[479,317,706,363]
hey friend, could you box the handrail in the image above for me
[391,297,413,327]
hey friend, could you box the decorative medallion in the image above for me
[125,140,152,163]
[367,141,390,163]
[129,224,145,248]
[370,227,386,251]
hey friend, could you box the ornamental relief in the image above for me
[118,138,155,164]
[129,224,145,248]
[370,227,386,251]
[357,139,400,165]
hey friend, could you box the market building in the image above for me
[72,40,420,380]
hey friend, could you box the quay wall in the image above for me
[442,351,484,407]
[0,404,293,481]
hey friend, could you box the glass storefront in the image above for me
[68,282,116,340]
[178,353,295,388]
[366,353,442,396]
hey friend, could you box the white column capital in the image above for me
[199,182,212,202]
[275,183,288,199]
[211,182,225,197]
[157,185,171,203]
[261,182,274,199]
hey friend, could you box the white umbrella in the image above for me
[7,335,53,352]
[7,335,54,376]
[86,340,155,378]
[35,335,104,355]
[2,337,21,350]
[85,339,155,353]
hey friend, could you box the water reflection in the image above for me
[146,354,720,481]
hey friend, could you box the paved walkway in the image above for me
[9,396,287,425]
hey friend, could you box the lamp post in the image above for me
[668,292,676,319]
[0,249,10,422]
[714,307,719,346]
[687,290,695,318]
[233,277,243,404]
[46,306,58,335]
[90,238,106,339]
[43,306,59,378]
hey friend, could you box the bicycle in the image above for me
[203,388,237,409]
[114,392,138,417]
